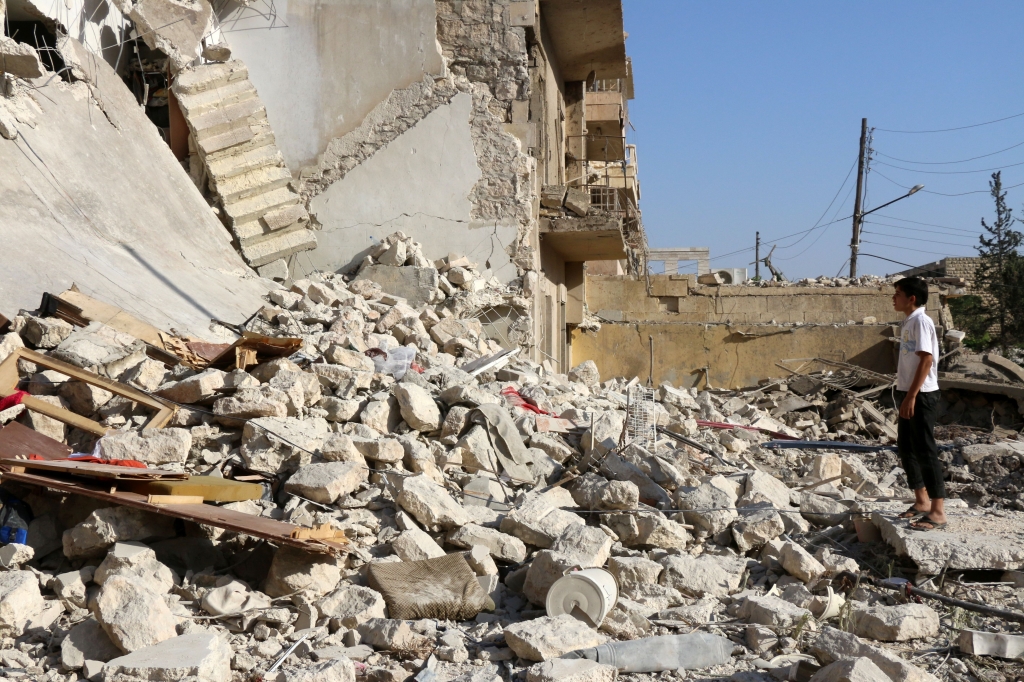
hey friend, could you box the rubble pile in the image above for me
[743,275,902,288]
[0,232,1021,682]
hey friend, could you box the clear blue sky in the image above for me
[623,1,1024,279]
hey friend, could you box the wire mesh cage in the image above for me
[625,384,657,451]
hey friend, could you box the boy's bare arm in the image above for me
[899,351,933,419]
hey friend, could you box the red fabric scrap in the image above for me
[28,453,148,468]
[500,386,554,416]
[0,391,28,412]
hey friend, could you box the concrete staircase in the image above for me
[171,61,315,275]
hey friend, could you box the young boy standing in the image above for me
[892,277,945,530]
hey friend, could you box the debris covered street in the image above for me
[0,236,1021,682]
[2,0,1024,681]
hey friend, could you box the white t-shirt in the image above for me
[897,306,940,392]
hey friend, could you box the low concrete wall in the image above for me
[587,276,941,325]
[571,322,897,390]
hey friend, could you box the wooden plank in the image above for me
[0,422,72,460]
[54,289,165,347]
[0,348,176,432]
[0,458,188,480]
[147,494,204,505]
[1,469,347,555]
[20,395,109,437]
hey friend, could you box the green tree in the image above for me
[974,172,1024,351]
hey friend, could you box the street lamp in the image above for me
[850,185,924,277]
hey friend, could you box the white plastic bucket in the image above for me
[545,568,618,626]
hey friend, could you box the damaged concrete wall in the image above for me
[217,0,445,170]
[0,50,271,338]
[300,92,519,281]
[572,323,898,390]
[588,276,942,326]
[6,0,128,72]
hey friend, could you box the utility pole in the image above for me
[849,118,867,278]
[755,232,761,280]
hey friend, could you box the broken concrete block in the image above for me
[0,331,24,364]
[500,488,584,548]
[608,556,664,592]
[733,505,785,552]
[539,185,567,209]
[0,542,34,569]
[396,474,469,529]
[157,368,228,404]
[523,550,580,605]
[359,265,440,305]
[61,617,122,670]
[256,257,287,280]
[780,541,827,583]
[504,614,608,661]
[0,570,44,636]
[324,345,375,371]
[53,568,92,608]
[800,494,850,527]
[52,322,147,376]
[698,272,725,285]
[633,514,690,550]
[23,394,68,441]
[97,427,192,466]
[744,470,793,511]
[94,542,176,595]
[122,358,171,392]
[24,315,73,348]
[352,436,405,463]
[551,523,613,567]
[394,383,441,431]
[264,546,344,598]
[129,0,214,72]
[563,187,590,217]
[320,397,364,423]
[391,527,446,562]
[738,594,813,630]
[851,603,939,642]
[213,385,289,420]
[809,658,890,682]
[447,524,527,563]
[527,659,617,682]
[678,481,737,535]
[287,658,357,682]
[660,553,747,597]
[0,37,45,78]
[316,584,387,629]
[240,415,330,474]
[567,360,600,386]
[569,472,639,510]
[811,627,939,682]
[63,507,176,559]
[465,544,499,576]
[101,631,232,681]
[93,575,178,653]
[357,618,431,651]
[59,380,114,414]
[284,462,367,504]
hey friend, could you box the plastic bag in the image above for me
[370,346,417,380]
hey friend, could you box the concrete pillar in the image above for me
[564,81,586,186]
[665,260,678,275]
[698,257,710,275]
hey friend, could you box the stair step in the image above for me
[222,186,300,226]
[240,228,318,267]
[190,98,264,141]
[206,144,283,181]
[173,61,249,96]
[234,205,309,243]
[203,124,276,162]
[213,165,293,204]
[175,79,257,118]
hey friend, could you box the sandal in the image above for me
[898,506,926,519]
[910,515,947,531]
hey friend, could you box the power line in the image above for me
[864,221,980,240]
[875,138,1024,165]
[875,109,1024,134]
[872,169,1024,197]
[874,158,1024,175]
[861,230,978,247]
[870,213,979,234]
[860,239,972,257]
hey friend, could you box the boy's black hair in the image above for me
[895,277,928,307]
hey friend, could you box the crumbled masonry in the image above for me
[0,231,1022,682]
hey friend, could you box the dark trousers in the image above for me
[895,390,944,499]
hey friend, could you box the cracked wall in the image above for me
[217,0,445,170]
[287,0,536,283]
[298,92,520,281]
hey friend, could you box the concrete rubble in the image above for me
[0,231,1021,682]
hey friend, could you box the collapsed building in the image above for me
[2,2,1024,682]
